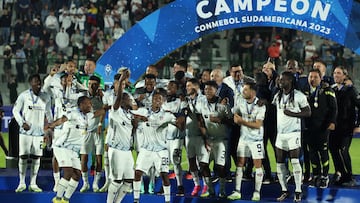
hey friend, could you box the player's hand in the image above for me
[204,140,211,152]
[283,109,293,117]
[176,116,186,131]
[328,123,335,130]
[220,97,229,105]
[234,113,243,125]
[209,115,221,123]
[137,94,146,101]
[22,123,31,131]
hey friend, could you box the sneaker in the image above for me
[341,179,357,187]
[227,191,241,200]
[92,183,99,192]
[148,182,155,194]
[331,172,342,186]
[263,177,271,185]
[219,189,226,198]
[251,191,260,201]
[225,175,233,183]
[191,185,201,196]
[309,176,318,187]
[53,183,58,192]
[61,198,69,203]
[185,172,193,180]
[211,176,219,184]
[319,176,329,188]
[15,183,26,193]
[168,172,176,179]
[52,197,62,203]
[200,185,214,198]
[140,182,145,194]
[80,183,90,192]
[176,185,185,196]
[294,192,302,203]
[99,181,110,192]
[29,184,43,192]
[276,191,290,202]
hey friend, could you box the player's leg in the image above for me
[16,134,31,192]
[228,140,247,200]
[93,133,104,192]
[157,150,170,203]
[100,144,110,192]
[29,136,44,192]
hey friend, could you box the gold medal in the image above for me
[314,102,318,108]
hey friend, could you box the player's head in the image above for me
[121,92,132,110]
[84,57,96,75]
[308,69,322,87]
[229,64,243,81]
[88,75,101,94]
[279,71,296,91]
[146,65,158,77]
[152,89,166,110]
[144,74,156,92]
[204,80,218,101]
[77,96,92,113]
[66,60,77,75]
[173,59,188,74]
[313,59,327,78]
[186,78,200,96]
[242,81,257,100]
[28,73,42,95]
[167,80,179,97]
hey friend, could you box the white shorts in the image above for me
[208,140,227,166]
[19,134,43,156]
[135,149,169,174]
[275,132,301,151]
[237,140,264,160]
[108,147,134,181]
[185,136,209,164]
[53,128,63,144]
[80,131,104,155]
[168,139,184,165]
[53,146,81,170]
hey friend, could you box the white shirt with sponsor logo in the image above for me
[185,93,207,137]
[54,109,88,153]
[197,99,232,141]
[162,97,187,140]
[107,107,133,151]
[136,108,176,152]
[233,97,266,142]
[13,89,53,136]
[272,89,309,134]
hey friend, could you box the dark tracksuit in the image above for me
[330,84,360,182]
[303,84,337,178]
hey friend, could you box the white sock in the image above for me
[291,159,302,193]
[107,181,121,203]
[103,151,109,183]
[203,177,210,187]
[149,166,156,185]
[64,178,79,200]
[174,164,183,186]
[82,172,89,185]
[93,172,101,187]
[191,171,200,186]
[255,167,264,193]
[18,158,27,185]
[133,180,141,201]
[163,185,171,202]
[56,178,69,199]
[115,182,131,203]
[30,158,40,185]
[235,167,243,192]
[53,172,60,186]
[276,163,288,191]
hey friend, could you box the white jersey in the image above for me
[272,89,309,134]
[107,107,133,150]
[55,109,88,153]
[87,93,103,132]
[197,99,232,141]
[162,97,187,140]
[185,93,207,137]
[233,97,266,142]
[13,89,53,136]
[136,108,176,152]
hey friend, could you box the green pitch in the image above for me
[1,133,360,175]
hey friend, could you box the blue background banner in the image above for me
[96,0,357,84]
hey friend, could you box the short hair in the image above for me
[204,80,218,89]
[89,75,101,83]
[175,59,188,70]
[244,81,257,91]
[28,73,41,83]
[229,64,241,71]
[86,57,96,64]
[187,78,200,86]
[313,59,327,67]
[154,88,167,98]
[144,73,156,80]
[308,68,322,77]
[168,80,179,89]
[77,96,90,107]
